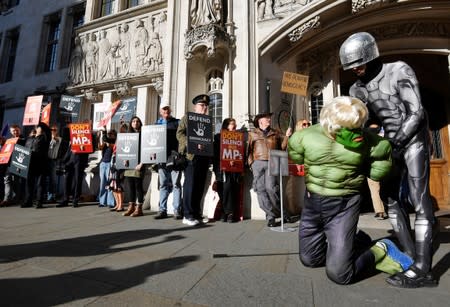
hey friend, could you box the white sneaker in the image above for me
[182,217,199,226]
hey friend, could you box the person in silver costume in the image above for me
[339,32,437,288]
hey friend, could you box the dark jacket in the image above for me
[247,127,288,166]
[156,116,180,159]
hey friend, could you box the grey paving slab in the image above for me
[0,204,449,306]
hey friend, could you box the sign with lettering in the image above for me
[0,137,18,164]
[116,133,139,170]
[8,144,31,178]
[220,130,244,173]
[99,100,121,128]
[59,95,81,123]
[187,112,213,156]
[112,97,137,124]
[281,72,309,96]
[141,125,166,164]
[69,123,93,153]
[23,95,43,126]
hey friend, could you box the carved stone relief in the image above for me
[68,11,167,87]
[184,23,235,59]
[288,15,320,42]
[190,0,223,28]
[351,0,397,14]
[256,0,315,22]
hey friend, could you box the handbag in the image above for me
[166,150,186,170]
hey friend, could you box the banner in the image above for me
[99,100,121,128]
[140,125,166,164]
[23,95,43,126]
[8,144,31,178]
[112,97,137,124]
[41,103,51,126]
[0,137,18,164]
[116,133,139,170]
[187,112,213,156]
[69,123,93,153]
[220,130,244,173]
[59,95,81,123]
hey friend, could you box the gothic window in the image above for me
[100,0,115,16]
[310,92,323,124]
[207,69,224,133]
[43,13,61,72]
[0,27,20,83]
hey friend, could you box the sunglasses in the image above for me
[302,123,311,127]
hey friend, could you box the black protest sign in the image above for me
[112,97,137,124]
[8,144,31,178]
[187,112,213,156]
[59,95,82,123]
[141,125,166,164]
[116,133,139,170]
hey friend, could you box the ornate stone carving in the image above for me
[351,0,396,14]
[83,88,98,101]
[190,0,223,28]
[114,82,131,97]
[184,24,235,59]
[151,76,164,96]
[256,0,275,21]
[288,16,320,42]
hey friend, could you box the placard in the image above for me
[99,100,121,127]
[116,133,139,170]
[112,97,137,124]
[187,112,213,156]
[69,123,93,153]
[59,95,81,123]
[220,130,244,173]
[41,103,51,126]
[0,137,18,164]
[140,125,166,164]
[23,95,43,126]
[281,72,309,96]
[8,144,31,178]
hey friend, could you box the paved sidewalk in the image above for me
[0,203,449,306]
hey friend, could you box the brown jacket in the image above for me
[247,127,288,166]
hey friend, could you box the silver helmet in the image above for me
[339,32,379,70]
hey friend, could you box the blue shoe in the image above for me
[374,239,413,274]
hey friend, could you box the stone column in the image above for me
[136,86,149,124]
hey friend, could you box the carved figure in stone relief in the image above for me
[118,23,131,77]
[134,19,149,74]
[68,36,84,85]
[190,0,222,28]
[256,0,275,21]
[147,30,162,71]
[85,33,99,82]
[98,30,113,80]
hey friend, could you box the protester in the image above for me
[22,122,51,208]
[288,96,413,285]
[176,94,212,226]
[0,124,25,207]
[47,125,67,202]
[213,118,243,223]
[247,110,291,227]
[122,116,145,217]
[98,128,117,208]
[154,105,182,220]
[340,32,437,287]
[109,123,128,212]
[57,127,89,208]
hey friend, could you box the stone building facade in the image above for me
[1,0,449,215]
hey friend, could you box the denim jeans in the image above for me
[99,161,115,206]
[158,165,181,213]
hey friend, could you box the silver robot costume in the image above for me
[340,32,437,288]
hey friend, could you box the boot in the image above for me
[131,203,143,217]
[123,202,136,216]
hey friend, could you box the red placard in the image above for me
[41,103,51,126]
[23,95,43,126]
[0,137,18,164]
[69,123,93,153]
[99,100,121,128]
[220,130,244,173]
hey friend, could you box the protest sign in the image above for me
[41,103,51,126]
[116,133,139,170]
[281,72,309,96]
[220,130,244,173]
[112,97,137,124]
[187,112,213,156]
[0,137,18,164]
[59,95,81,123]
[69,123,93,153]
[23,95,43,126]
[8,144,31,178]
[140,125,166,164]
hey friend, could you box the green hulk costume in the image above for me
[288,123,412,284]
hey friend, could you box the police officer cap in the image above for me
[192,94,210,105]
